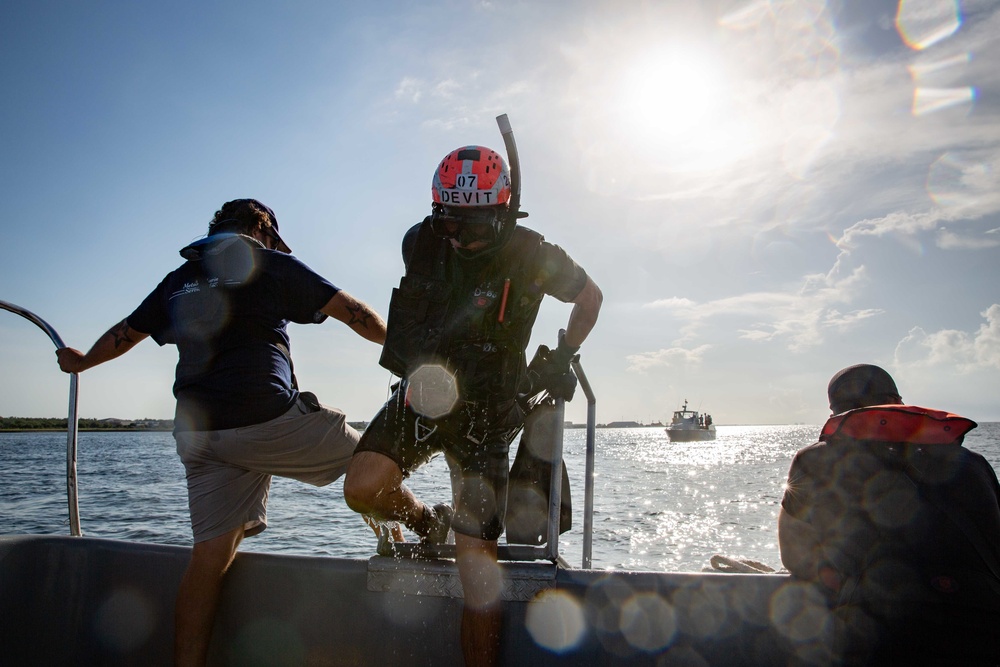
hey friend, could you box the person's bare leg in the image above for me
[455,533,502,667]
[344,451,429,534]
[174,527,243,666]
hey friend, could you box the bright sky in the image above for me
[2,0,998,426]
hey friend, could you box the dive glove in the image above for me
[538,331,579,401]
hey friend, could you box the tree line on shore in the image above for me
[0,416,174,431]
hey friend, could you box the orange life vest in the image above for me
[820,405,977,445]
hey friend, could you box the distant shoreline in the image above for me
[0,428,174,433]
[4,423,665,433]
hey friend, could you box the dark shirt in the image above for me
[127,234,339,431]
[400,222,588,403]
[401,222,588,304]
[782,432,1000,663]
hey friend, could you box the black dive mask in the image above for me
[430,206,502,247]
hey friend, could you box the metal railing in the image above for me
[572,358,597,569]
[1,300,82,536]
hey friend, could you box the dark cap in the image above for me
[214,199,291,254]
[827,364,901,414]
[246,199,291,254]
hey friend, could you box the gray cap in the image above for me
[827,364,901,414]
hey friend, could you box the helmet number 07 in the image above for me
[455,174,478,189]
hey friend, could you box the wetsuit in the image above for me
[357,220,587,540]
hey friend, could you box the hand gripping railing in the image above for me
[0,300,82,536]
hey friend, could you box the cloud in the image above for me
[632,264,884,364]
[394,77,424,103]
[936,228,1000,249]
[894,304,1000,371]
[626,344,711,373]
[835,176,1000,251]
[643,297,697,311]
[836,209,944,248]
[823,308,884,330]
[434,79,463,99]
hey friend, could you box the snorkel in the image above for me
[494,113,526,247]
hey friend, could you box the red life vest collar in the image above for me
[820,405,977,445]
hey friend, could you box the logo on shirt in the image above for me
[169,281,202,300]
[472,286,498,308]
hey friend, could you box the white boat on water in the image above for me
[665,399,716,442]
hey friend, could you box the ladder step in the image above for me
[366,556,558,601]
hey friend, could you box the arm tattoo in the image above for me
[110,320,135,349]
[346,303,373,329]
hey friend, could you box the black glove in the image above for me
[550,331,580,373]
[526,332,579,402]
[545,367,577,402]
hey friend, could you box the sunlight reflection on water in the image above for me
[576,425,815,572]
[2,423,998,573]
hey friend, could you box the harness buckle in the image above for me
[414,416,438,442]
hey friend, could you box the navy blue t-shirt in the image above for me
[127,234,339,431]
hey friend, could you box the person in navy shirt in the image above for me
[57,198,388,667]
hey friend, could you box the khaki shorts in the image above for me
[175,396,359,543]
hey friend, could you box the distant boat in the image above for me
[665,399,716,442]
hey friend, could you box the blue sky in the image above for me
[2,0,998,426]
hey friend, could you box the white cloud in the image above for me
[936,228,1000,249]
[823,308,884,330]
[626,345,711,373]
[894,304,1000,372]
[640,265,879,353]
[643,297,697,311]
[433,79,462,99]
[837,209,944,248]
[394,77,424,103]
[975,304,1000,369]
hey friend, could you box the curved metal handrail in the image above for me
[0,299,82,536]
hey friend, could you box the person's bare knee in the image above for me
[188,528,243,577]
[344,451,403,514]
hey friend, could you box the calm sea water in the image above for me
[2,423,998,573]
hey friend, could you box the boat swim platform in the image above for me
[0,534,832,667]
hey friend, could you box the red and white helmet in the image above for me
[431,146,511,208]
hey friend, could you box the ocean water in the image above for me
[2,423,998,573]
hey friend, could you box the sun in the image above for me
[619,49,722,137]
[613,47,754,172]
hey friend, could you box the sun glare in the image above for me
[614,47,754,172]
[619,50,722,139]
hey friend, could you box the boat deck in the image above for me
[0,535,815,666]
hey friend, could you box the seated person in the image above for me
[778,364,1000,665]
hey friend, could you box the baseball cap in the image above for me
[827,364,902,414]
[248,199,291,254]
